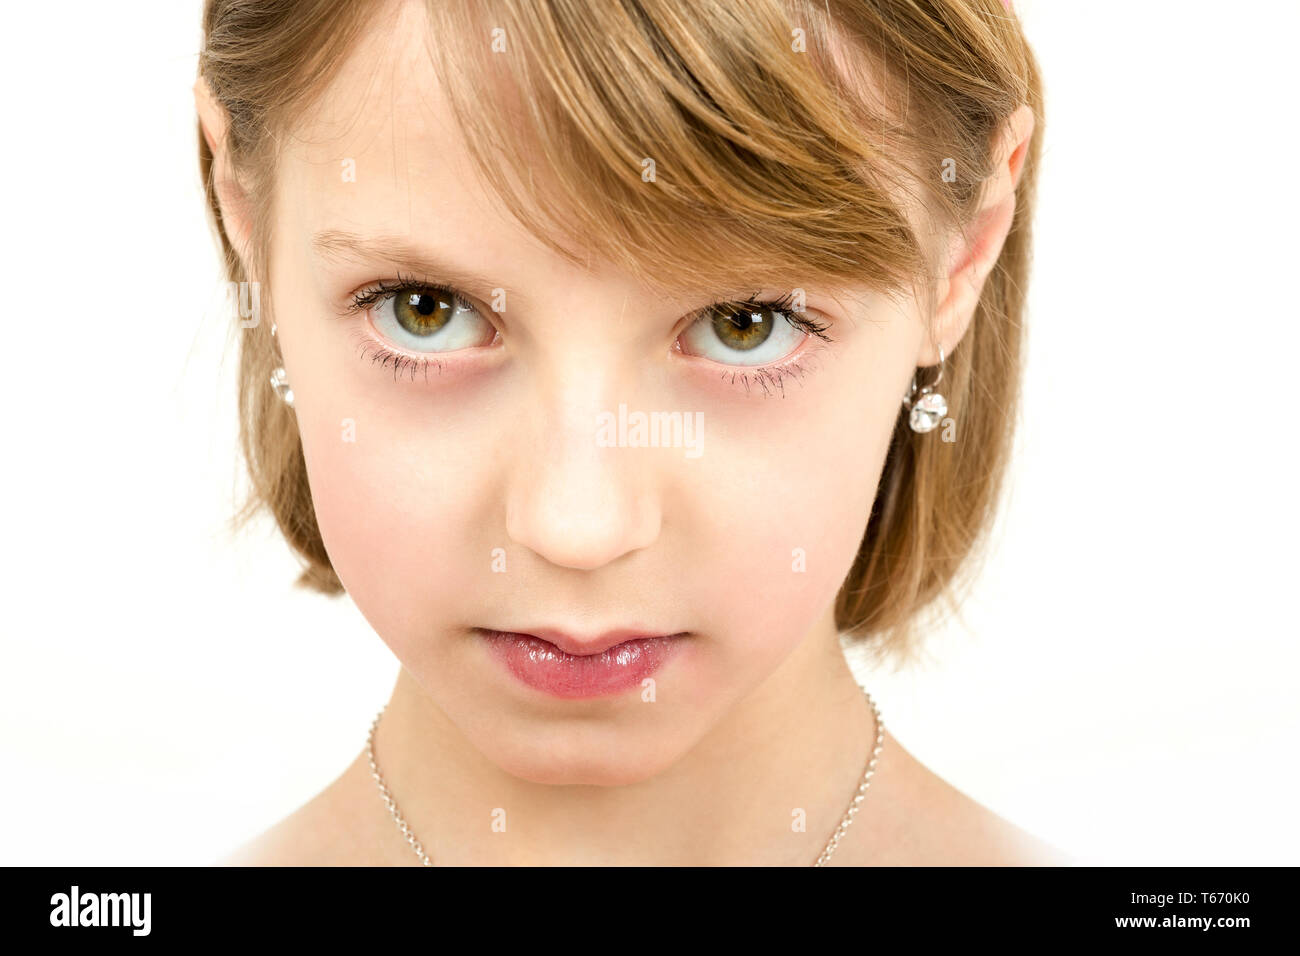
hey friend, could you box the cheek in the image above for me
[682,376,902,666]
[295,393,490,651]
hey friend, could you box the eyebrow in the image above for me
[311,229,502,297]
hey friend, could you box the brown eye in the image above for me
[368,284,496,353]
[710,305,775,351]
[680,299,807,367]
[394,291,455,337]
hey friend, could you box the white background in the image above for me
[1,0,1295,865]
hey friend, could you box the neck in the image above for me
[372,606,877,865]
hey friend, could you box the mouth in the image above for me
[475,628,688,699]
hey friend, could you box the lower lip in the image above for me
[478,630,686,699]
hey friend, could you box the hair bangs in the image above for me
[422,0,931,299]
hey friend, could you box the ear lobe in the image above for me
[194,73,255,268]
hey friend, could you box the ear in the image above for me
[921,103,1036,366]
[194,73,256,272]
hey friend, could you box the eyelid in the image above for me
[674,327,828,368]
[347,324,444,382]
[686,293,833,341]
[710,339,832,398]
[344,271,482,317]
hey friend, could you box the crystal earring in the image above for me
[268,322,294,408]
[902,346,946,433]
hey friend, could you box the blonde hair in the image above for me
[197,0,1044,668]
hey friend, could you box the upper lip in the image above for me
[482,627,686,656]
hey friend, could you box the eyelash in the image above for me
[343,275,834,395]
[693,290,833,398]
[346,270,474,317]
[343,270,466,382]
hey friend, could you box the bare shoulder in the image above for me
[218,750,399,866]
[847,729,1076,867]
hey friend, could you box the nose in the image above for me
[504,366,662,572]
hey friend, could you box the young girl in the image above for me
[196,0,1063,865]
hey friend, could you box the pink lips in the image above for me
[478,628,686,699]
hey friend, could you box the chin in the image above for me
[478,730,687,787]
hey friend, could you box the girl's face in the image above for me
[268,0,930,785]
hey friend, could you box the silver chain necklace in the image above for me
[367,686,884,867]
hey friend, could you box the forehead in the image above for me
[270,0,932,306]
[278,0,558,274]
